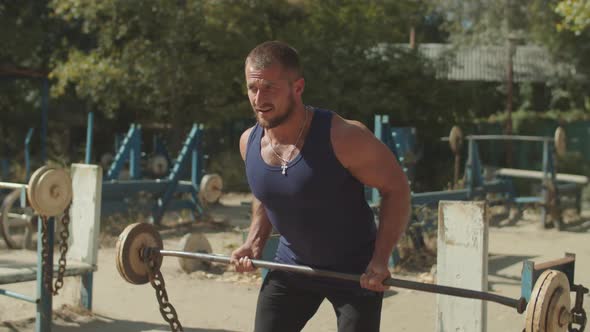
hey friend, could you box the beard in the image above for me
[253,94,296,129]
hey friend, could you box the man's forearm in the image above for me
[245,198,273,256]
[372,189,411,265]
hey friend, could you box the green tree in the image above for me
[555,0,590,33]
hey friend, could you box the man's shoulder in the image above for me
[329,114,374,168]
[239,125,258,160]
[330,114,370,140]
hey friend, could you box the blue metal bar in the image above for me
[40,79,49,163]
[0,158,9,180]
[81,272,93,310]
[192,124,204,187]
[0,289,38,303]
[25,128,35,181]
[152,124,199,224]
[36,217,54,332]
[371,115,386,205]
[520,260,534,302]
[130,125,142,179]
[190,125,204,217]
[106,125,140,180]
[85,112,94,164]
[412,189,470,206]
[102,180,171,196]
[465,139,484,198]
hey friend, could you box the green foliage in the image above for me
[2,0,590,190]
[555,0,590,33]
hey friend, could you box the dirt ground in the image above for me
[1,192,589,332]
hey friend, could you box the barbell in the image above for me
[115,222,583,332]
[0,166,72,217]
[0,166,72,248]
[446,126,568,158]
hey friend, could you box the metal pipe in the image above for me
[5,214,30,225]
[158,250,528,313]
[25,128,35,182]
[442,135,554,142]
[0,182,27,190]
[0,288,39,303]
[85,112,94,164]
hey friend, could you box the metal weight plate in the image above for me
[0,189,35,249]
[149,155,169,177]
[554,127,567,158]
[115,222,163,285]
[100,153,114,170]
[525,270,571,332]
[178,232,212,273]
[26,166,50,214]
[199,173,223,204]
[449,126,464,154]
[30,168,73,217]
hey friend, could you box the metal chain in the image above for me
[145,250,184,332]
[569,284,588,332]
[40,216,53,293]
[53,205,71,295]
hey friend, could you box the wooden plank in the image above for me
[0,261,95,284]
[496,168,588,184]
[436,201,488,332]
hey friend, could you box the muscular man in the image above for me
[231,40,411,332]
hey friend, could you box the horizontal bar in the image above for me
[412,189,469,206]
[442,135,553,142]
[101,181,196,199]
[0,182,27,190]
[5,214,30,225]
[0,288,38,303]
[158,249,526,313]
[535,256,575,271]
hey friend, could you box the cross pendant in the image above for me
[281,164,288,175]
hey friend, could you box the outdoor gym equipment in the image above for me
[0,165,101,332]
[84,113,223,225]
[115,222,587,332]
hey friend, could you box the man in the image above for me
[231,40,411,332]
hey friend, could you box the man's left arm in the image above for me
[332,117,411,292]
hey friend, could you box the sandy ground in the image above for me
[0,192,589,332]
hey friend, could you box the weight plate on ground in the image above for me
[149,155,169,177]
[178,232,212,273]
[30,168,72,216]
[200,174,223,204]
[0,189,35,249]
[116,222,163,285]
[100,153,114,170]
[27,166,50,214]
[525,270,571,332]
[449,126,463,154]
[554,127,567,157]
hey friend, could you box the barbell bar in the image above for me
[116,223,584,332]
[160,248,526,310]
[444,126,568,158]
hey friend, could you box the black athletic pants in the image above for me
[254,270,383,332]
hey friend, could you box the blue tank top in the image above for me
[245,108,376,277]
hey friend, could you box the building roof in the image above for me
[416,43,557,83]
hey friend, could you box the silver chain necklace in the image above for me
[267,105,311,175]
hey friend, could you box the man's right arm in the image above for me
[231,127,273,272]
